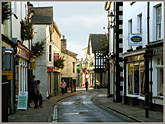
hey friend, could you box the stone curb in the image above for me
[93,95,144,122]
[47,92,82,122]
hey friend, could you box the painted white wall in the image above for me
[123,1,164,53]
[11,2,27,44]
[123,2,147,53]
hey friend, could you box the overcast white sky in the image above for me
[32,2,108,59]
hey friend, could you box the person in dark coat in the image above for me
[28,75,35,108]
[85,81,89,91]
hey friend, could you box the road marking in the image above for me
[63,113,79,116]
[52,105,58,123]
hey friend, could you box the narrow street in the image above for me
[53,89,135,122]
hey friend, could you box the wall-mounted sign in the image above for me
[2,70,13,80]
[128,33,142,46]
[54,53,59,61]
[16,47,29,60]
[153,47,163,55]
[17,92,28,110]
[47,68,53,72]
[29,63,36,70]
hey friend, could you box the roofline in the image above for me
[53,21,62,37]
[33,6,53,9]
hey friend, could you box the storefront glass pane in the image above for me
[134,63,139,95]
[140,62,145,96]
[157,67,163,96]
[128,64,133,94]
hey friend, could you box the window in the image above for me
[127,61,145,96]
[95,51,106,69]
[128,19,132,33]
[137,14,142,33]
[73,62,75,73]
[128,63,133,94]
[49,45,52,62]
[156,57,163,96]
[156,6,162,40]
[140,62,145,96]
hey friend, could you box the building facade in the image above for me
[32,7,62,100]
[122,2,164,111]
[61,36,77,92]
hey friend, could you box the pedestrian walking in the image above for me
[28,75,35,108]
[61,80,66,95]
[85,80,89,91]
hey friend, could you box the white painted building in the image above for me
[123,1,164,111]
[32,7,62,100]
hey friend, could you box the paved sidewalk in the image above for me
[8,92,82,122]
[93,88,163,122]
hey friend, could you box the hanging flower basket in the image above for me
[21,18,33,41]
[32,41,45,57]
[54,57,65,69]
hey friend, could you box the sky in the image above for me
[32,2,108,59]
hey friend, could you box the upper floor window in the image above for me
[73,62,75,73]
[49,45,52,62]
[156,6,162,40]
[95,51,106,69]
[137,14,142,34]
[128,19,132,33]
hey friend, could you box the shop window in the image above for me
[134,63,139,95]
[156,57,163,96]
[140,62,145,96]
[157,68,163,96]
[128,63,133,94]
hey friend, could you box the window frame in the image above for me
[156,5,162,40]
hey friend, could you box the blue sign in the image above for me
[128,33,142,46]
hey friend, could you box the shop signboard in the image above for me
[17,47,29,60]
[67,87,71,93]
[54,53,59,61]
[29,63,36,70]
[153,47,163,55]
[128,33,142,46]
[47,68,53,72]
[77,66,82,69]
[17,92,28,110]
[2,70,13,80]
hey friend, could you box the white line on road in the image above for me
[52,105,58,123]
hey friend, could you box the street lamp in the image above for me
[107,10,115,29]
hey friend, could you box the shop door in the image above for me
[54,73,58,96]
[134,63,139,95]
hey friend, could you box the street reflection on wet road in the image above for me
[54,89,135,122]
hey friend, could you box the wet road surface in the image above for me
[53,89,135,122]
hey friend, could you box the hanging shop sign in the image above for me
[2,70,13,80]
[54,53,59,61]
[16,47,29,60]
[17,92,28,110]
[47,67,53,72]
[128,33,142,46]
[29,63,36,70]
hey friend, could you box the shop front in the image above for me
[15,42,30,110]
[123,49,146,106]
[147,42,163,112]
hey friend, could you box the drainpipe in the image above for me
[145,1,150,118]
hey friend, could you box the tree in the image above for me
[2,2,12,24]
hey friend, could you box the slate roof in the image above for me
[31,7,53,24]
[88,34,108,52]
[62,50,77,59]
